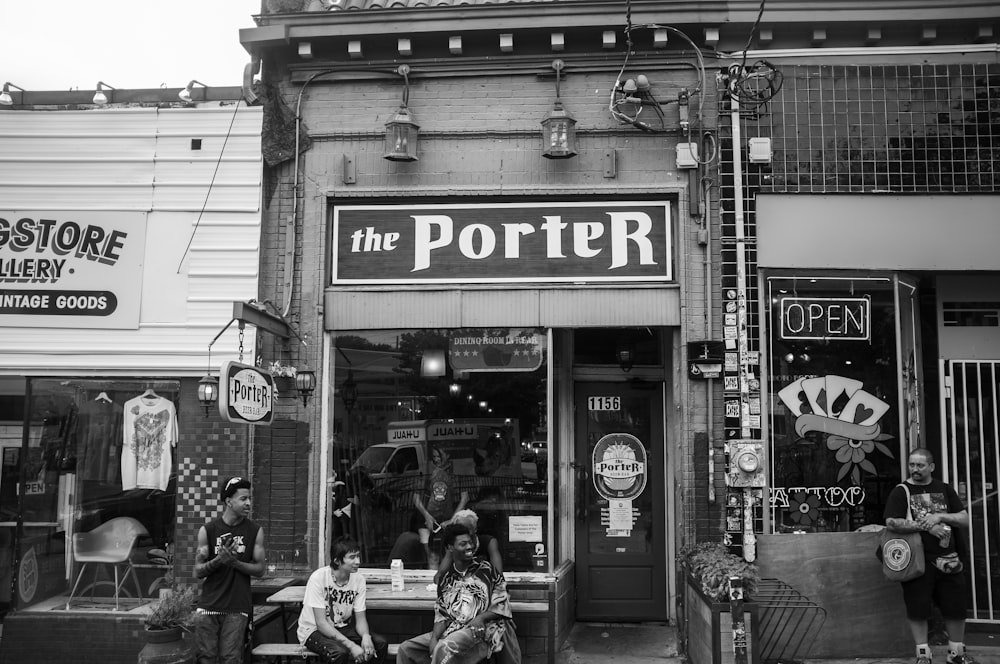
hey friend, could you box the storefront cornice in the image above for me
[322,184,683,198]
[242,0,999,56]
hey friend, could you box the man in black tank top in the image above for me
[194,476,267,664]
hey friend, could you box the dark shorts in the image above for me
[900,563,968,620]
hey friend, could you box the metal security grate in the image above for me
[755,578,827,663]
[944,360,1000,623]
[752,64,1000,194]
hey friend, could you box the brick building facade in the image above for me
[239,0,1000,657]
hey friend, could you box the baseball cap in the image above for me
[221,476,252,500]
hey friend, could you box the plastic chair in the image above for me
[67,516,149,610]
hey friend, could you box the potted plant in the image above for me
[269,360,298,396]
[679,542,761,664]
[681,541,760,602]
[139,585,198,664]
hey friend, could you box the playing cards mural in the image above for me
[777,373,895,485]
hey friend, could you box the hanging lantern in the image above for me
[384,64,419,162]
[541,102,578,159]
[197,375,219,417]
[541,59,577,159]
[295,368,316,407]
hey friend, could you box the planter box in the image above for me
[683,575,760,664]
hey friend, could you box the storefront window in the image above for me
[765,275,902,533]
[2,379,178,611]
[331,328,548,572]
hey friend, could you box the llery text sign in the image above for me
[332,202,671,284]
[0,211,146,329]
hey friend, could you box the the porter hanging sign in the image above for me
[219,361,274,426]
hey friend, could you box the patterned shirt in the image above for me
[435,558,512,653]
[121,394,177,491]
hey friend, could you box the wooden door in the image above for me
[574,382,667,620]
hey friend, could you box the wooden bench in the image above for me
[251,643,400,662]
[261,572,560,662]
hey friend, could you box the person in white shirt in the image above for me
[298,536,388,664]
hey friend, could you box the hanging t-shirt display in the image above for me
[121,392,178,491]
[77,396,124,484]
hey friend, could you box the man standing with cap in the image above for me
[195,476,267,664]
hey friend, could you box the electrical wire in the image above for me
[176,98,243,274]
[723,0,783,110]
[738,0,768,74]
[608,22,709,134]
[728,59,783,110]
[610,0,716,163]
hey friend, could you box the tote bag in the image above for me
[879,483,926,582]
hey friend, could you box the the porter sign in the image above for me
[332,202,671,284]
[219,361,274,425]
[780,297,870,341]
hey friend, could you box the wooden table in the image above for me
[268,583,545,613]
[253,576,299,601]
[268,583,438,610]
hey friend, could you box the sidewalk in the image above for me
[540,623,1000,664]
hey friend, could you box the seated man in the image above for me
[298,536,389,664]
[433,509,521,664]
[397,523,518,664]
[434,509,502,582]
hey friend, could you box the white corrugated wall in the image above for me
[0,102,263,375]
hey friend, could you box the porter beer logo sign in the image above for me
[332,202,671,284]
[219,361,274,426]
[592,433,647,501]
[0,211,146,329]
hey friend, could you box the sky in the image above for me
[0,1,262,91]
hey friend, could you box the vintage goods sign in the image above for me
[779,296,870,341]
[0,211,147,329]
[219,361,274,426]
[331,202,672,284]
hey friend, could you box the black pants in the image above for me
[303,623,389,664]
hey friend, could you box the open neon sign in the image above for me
[779,296,870,341]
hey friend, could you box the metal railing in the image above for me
[755,578,827,664]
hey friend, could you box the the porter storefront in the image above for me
[321,200,681,621]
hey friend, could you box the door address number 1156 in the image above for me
[588,396,620,411]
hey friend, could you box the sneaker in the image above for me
[947,654,978,664]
